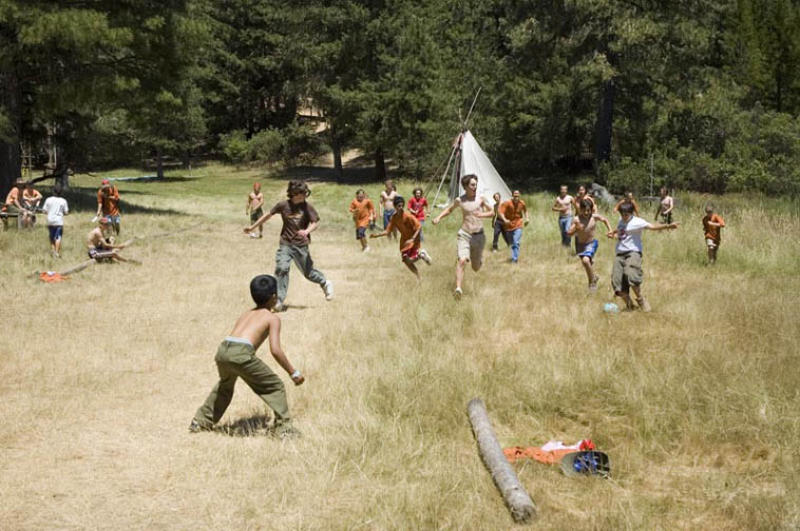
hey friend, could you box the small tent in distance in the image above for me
[432,130,512,208]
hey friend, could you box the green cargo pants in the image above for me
[193,339,289,428]
[274,243,326,303]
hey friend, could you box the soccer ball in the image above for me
[603,302,619,314]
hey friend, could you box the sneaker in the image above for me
[249,232,259,239]
[274,423,302,440]
[453,287,463,300]
[322,280,334,301]
[491,248,498,253]
[272,300,287,313]
[363,245,371,253]
[419,249,432,265]
[189,419,211,433]
[637,297,652,313]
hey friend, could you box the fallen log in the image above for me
[467,398,536,523]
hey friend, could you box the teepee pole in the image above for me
[432,138,459,207]
[463,87,482,130]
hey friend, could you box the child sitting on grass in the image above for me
[190,275,305,438]
[371,195,431,280]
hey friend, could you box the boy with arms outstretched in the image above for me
[190,275,305,438]
[567,198,612,291]
[606,202,678,311]
[371,195,431,279]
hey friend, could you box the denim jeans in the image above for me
[509,228,523,262]
[558,216,572,247]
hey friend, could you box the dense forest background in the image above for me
[2,0,799,198]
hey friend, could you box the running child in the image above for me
[246,182,265,239]
[567,198,612,291]
[379,179,398,239]
[606,202,679,311]
[371,195,432,280]
[491,192,510,252]
[654,186,674,224]
[551,185,574,247]
[407,187,428,240]
[613,191,640,217]
[497,190,530,263]
[190,274,304,438]
[349,189,375,252]
[702,204,725,264]
[432,174,493,298]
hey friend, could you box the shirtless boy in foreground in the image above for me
[567,198,612,291]
[190,275,304,438]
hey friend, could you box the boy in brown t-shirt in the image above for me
[349,189,375,252]
[245,180,333,311]
[702,205,725,264]
[371,196,431,279]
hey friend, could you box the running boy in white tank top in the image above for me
[432,174,494,299]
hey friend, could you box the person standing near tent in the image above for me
[370,195,431,280]
[96,179,121,235]
[42,185,69,258]
[551,185,574,248]
[380,180,398,239]
[407,187,428,240]
[349,189,375,252]
[606,202,679,311]
[244,180,333,312]
[432,174,494,299]
[497,190,530,263]
[567,198,612,291]
[491,192,510,252]
[246,182,265,239]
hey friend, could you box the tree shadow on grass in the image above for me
[214,414,273,437]
[61,186,187,216]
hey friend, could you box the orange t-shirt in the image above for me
[386,210,421,251]
[703,213,725,242]
[349,198,375,228]
[500,199,526,231]
[97,186,120,216]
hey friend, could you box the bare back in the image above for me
[87,227,109,249]
[229,308,278,350]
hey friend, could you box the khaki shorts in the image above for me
[706,238,719,249]
[611,252,643,294]
[457,229,485,266]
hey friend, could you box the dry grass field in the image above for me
[1,163,798,529]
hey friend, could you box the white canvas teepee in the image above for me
[434,130,512,208]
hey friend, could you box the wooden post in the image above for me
[467,398,536,523]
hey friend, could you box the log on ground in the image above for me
[467,397,536,523]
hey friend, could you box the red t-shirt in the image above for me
[407,197,428,221]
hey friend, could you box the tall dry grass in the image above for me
[1,164,798,529]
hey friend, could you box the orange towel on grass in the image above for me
[504,439,595,464]
[39,271,68,283]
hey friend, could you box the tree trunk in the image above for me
[156,149,165,179]
[374,147,386,181]
[467,398,536,523]
[331,123,343,182]
[594,77,615,168]
[0,70,22,199]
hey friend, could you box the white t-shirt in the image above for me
[615,216,651,253]
[42,196,69,226]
